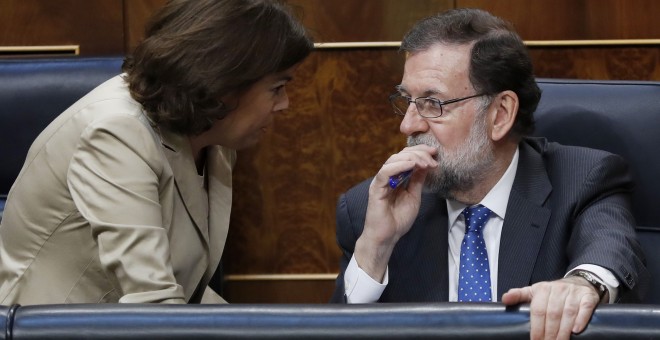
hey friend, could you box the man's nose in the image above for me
[400,104,429,136]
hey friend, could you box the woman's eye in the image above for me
[272,85,286,94]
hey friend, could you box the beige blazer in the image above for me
[0,76,235,305]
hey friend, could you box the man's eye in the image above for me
[424,98,442,109]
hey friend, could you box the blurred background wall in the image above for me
[1,0,658,303]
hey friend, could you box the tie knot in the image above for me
[462,204,491,233]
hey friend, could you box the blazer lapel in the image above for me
[497,140,552,299]
[203,145,235,280]
[160,128,210,241]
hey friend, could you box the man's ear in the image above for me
[488,90,518,142]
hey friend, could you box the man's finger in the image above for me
[501,286,533,305]
[528,285,549,340]
[555,297,580,340]
[572,298,598,334]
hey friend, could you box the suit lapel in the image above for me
[389,192,449,301]
[160,128,210,241]
[497,140,552,299]
[414,192,449,301]
[431,195,450,300]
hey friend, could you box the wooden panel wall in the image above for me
[123,0,168,53]
[1,0,658,303]
[222,47,406,302]
[530,47,660,80]
[0,0,124,56]
[286,0,454,42]
[458,0,660,40]
[460,0,660,81]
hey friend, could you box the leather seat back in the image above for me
[534,79,660,304]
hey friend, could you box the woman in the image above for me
[0,0,313,304]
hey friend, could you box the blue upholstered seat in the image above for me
[533,79,660,304]
[0,57,123,223]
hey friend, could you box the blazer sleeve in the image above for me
[331,179,371,303]
[68,114,186,303]
[568,153,650,302]
[331,194,354,303]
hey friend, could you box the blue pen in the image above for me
[388,170,413,189]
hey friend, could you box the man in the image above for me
[331,8,649,340]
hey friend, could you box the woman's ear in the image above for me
[488,90,518,142]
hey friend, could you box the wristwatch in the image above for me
[571,270,607,300]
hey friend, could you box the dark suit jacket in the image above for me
[331,137,649,303]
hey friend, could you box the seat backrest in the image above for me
[0,57,123,197]
[0,57,123,222]
[534,79,660,304]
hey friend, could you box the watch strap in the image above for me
[571,270,607,300]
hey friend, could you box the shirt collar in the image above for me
[447,146,519,226]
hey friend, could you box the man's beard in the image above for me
[407,113,495,199]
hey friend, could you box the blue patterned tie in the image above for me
[458,204,492,302]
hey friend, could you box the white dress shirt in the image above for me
[344,147,619,303]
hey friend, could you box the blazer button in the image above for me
[625,273,634,286]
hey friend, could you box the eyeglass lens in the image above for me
[390,95,443,118]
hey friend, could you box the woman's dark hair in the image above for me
[122,0,314,135]
[400,8,541,139]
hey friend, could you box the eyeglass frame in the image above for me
[388,92,488,118]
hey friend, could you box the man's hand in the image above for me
[501,276,603,340]
[353,145,438,282]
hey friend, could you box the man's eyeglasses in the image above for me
[388,93,487,118]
